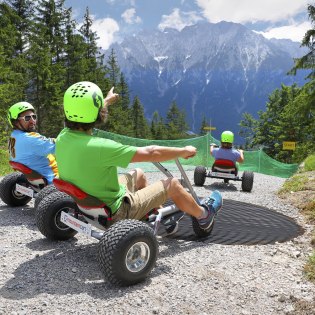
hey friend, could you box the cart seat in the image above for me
[212,159,238,175]
[9,161,48,187]
[53,178,112,220]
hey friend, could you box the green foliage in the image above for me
[166,101,189,139]
[239,84,315,163]
[103,50,133,136]
[151,111,167,140]
[0,148,11,176]
[304,154,315,171]
[304,251,315,282]
[239,112,258,149]
[130,96,150,139]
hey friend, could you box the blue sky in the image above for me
[64,0,312,49]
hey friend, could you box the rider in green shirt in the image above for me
[56,81,223,230]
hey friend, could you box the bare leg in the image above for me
[163,178,203,218]
[128,168,148,191]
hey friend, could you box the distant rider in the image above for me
[7,102,58,184]
[210,131,244,163]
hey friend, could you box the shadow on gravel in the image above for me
[159,199,304,245]
[0,237,201,300]
[202,181,239,192]
[0,205,38,231]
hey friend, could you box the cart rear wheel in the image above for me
[242,171,254,192]
[194,166,206,186]
[0,172,32,206]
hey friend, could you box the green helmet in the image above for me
[64,81,104,123]
[221,131,234,143]
[7,102,35,127]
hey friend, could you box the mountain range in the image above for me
[105,21,307,143]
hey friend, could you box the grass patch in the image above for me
[303,200,315,223]
[304,154,315,172]
[278,174,309,194]
[0,149,11,176]
[304,250,315,282]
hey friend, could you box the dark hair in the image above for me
[64,119,96,131]
[221,142,232,149]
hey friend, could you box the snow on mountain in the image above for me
[105,21,307,142]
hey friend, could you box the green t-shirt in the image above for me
[55,128,137,213]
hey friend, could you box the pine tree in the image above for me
[151,111,167,140]
[5,0,34,54]
[166,101,189,139]
[118,72,130,112]
[0,3,27,114]
[64,8,87,86]
[28,0,68,136]
[106,49,120,86]
[130,96,150,138]
[239,112,258,149]
[104,50,133,135]
[288,4,315,159]
[78,7,108,89]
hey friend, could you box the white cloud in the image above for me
[158,8,203,31]
[121,8,142,24]
[257,21,312,42]
[105,0,135,5]
[91,18,120,50]
[195,0,309,23]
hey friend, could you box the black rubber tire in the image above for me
[98,219,158,286]
[34,184,58,209]
[35,191,78,240]
[241,171,254,192]
[0,172,32,206]
[191,216,214,238]
[194,166,206,186]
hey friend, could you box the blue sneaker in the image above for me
[198,190,223,230]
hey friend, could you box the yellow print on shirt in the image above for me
[47,154,59,177]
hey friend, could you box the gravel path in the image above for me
[0,170,314,315]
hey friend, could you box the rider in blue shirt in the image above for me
[210,131,244,164]
[7,102,58,184]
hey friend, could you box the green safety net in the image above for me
[93,129,299,178]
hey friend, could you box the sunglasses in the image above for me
[18,114,37,122]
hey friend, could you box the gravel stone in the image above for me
[0,170,314,315]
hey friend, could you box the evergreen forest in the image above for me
[0,0,314,164]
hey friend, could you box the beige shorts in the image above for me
[112,171,168,223]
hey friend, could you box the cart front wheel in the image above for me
[98,219,158,286]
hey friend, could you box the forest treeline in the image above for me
[0,0,190,144]
[0,0,314,163]
[239,4,315,163]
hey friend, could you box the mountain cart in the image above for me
[35,159,217,286]
[0,161,57,208]
[194,159,254,192]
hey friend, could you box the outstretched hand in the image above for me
[182,145,197,159]
[104,87,119,106]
